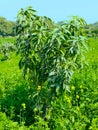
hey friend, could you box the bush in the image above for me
[15,6,87,127]
[0,112,20,130]
[0,42,16,60]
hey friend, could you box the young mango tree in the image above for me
[15,6,87,124]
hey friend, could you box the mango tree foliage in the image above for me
[16,7,87,95]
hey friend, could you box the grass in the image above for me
[0,37,15,45]
[0,37,98,129]
[87,38,98,62]
[0,53,20,76]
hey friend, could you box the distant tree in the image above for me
[0,16,16,36]
[85,22,98,37]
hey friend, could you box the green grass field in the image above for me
[0,37,98,129]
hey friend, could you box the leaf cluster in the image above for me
[16,7,87,95]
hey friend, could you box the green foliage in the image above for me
[85,22,98,37]
[16,7,87,94]
[14,6,88,128]
[0,112,20,130]
[0,16,16,36]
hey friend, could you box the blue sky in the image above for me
[0,0,98,24]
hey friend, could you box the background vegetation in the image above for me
[0,16,16,37]
[0,15,98,38]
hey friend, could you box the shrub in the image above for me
[0,42,16,60]
[15,6,87,126]
[16,6,87,92]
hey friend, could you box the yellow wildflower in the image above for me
[21,103,26,110]
[71,85,75,91]
[37,85,41,91]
